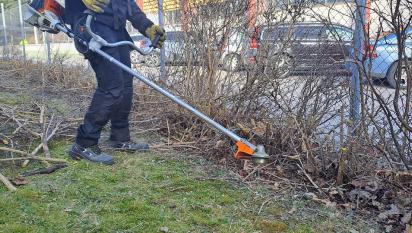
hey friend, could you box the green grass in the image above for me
[0,92,30,106]
[0,142,375,233]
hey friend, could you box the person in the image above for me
[64,0,166,165]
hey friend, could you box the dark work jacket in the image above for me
[64,0,153,37]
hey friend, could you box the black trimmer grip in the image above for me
[150,33,162,48]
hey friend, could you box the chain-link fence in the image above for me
[138,0,411,171]
[0,0,410,230]
[0,0,410,170]
[0,2,77,63]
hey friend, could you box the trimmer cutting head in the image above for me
[235,141,269,165]
[251,145,269,165]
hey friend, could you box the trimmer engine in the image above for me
[24,0,64,33]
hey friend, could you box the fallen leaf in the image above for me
[215,140,225,148]
[160,227,169,233]
[11,177,28,186]
[288,205,297,214]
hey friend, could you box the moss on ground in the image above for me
[0,142,375,232]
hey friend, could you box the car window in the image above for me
[294,26,324,40]
[381,31,410,44]
[326,27,353,41]
[261,26,292,41]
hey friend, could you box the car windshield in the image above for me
[294,26,324,40]
[261,26,293,41]
[378,28,412,44]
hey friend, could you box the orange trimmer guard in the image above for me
[234,141,255,160]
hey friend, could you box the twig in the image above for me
[258,197,273,215]
[30,120,62,156]
[0,147,67,163]
[296,159,324,195]
[0,172,17,191]
[21,164,68,177]
[0,156,67,163]
[40,106,51,158]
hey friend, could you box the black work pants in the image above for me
[75,44,133,147]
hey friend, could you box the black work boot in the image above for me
[109,140,150,152]
[69,143,114,165]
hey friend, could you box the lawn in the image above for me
[0,62,375,232]
[0,142,374,233]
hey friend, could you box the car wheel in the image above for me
[276,54,292,78]
[264,53,291,79]
[223,53,241,72]
[387,60,408,89]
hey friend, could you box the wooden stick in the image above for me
[296,159,324,195]
[0,156,67,163]
[30,120,61,156]
[0,172,17,191]
[0,147,67,163]
[23,119,63,167]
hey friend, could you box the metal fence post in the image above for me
[350,0,365,131]
[18,0,26,61]
[44,32,51,63]
[1,3,8,59]
[157,0,166,79]
[34,27,39,44]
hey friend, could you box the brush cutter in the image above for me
[23,2,269,165]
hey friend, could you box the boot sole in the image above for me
[69,150,115,165]
[112,148,150,153]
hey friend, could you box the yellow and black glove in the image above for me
[82,0,110,13]
[145,24,166,48]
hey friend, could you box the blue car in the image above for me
[368,28,412,88]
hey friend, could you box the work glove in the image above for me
[145,24,166,48]
[82,0,110,13]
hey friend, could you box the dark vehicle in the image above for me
[247,22,354,76]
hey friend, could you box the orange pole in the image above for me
[248,0,257,30]
[364,0,371,37]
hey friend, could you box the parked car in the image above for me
[367,28,412,88]
[130,31,186,66]
[220,28,250,72]
[246,22,354,76]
